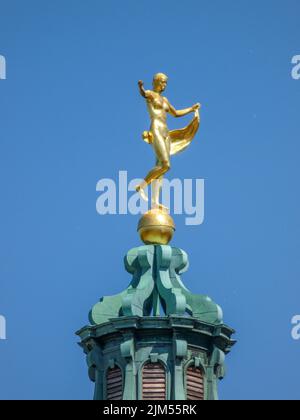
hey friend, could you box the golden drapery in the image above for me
[142,110,200,156]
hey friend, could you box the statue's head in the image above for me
[153,73,168,93]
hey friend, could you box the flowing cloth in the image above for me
[142,109,200,156]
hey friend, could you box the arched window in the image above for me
[106,366,123,400]
[142,362,166,400]
[186,366,204,400]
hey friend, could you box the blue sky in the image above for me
[0,0,299,400]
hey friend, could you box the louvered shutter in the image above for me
[186,366,204,400]
[106,367,123,400]
[142,362,166,400]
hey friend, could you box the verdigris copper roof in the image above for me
[89,245,223,326]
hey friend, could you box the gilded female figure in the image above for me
[136,73,201,209]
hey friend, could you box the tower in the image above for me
[76,74,235,400]
[76,243,235,400]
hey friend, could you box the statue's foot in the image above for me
[136,184,148,202]
[151,200,169,212]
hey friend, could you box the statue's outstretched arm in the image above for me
[167,100,201,118]
[138,80,153,100]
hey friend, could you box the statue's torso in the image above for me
[147,92,169,126]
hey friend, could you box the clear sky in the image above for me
[0,0,299,400]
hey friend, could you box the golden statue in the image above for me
[136,73,201,246]
[136,73,201,209]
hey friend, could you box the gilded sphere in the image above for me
[138,208,175,245]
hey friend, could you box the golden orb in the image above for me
[138,208,175,245]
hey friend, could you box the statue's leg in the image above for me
[150,134,171,209]
[136,131,170,199]
[151,175,163,209]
